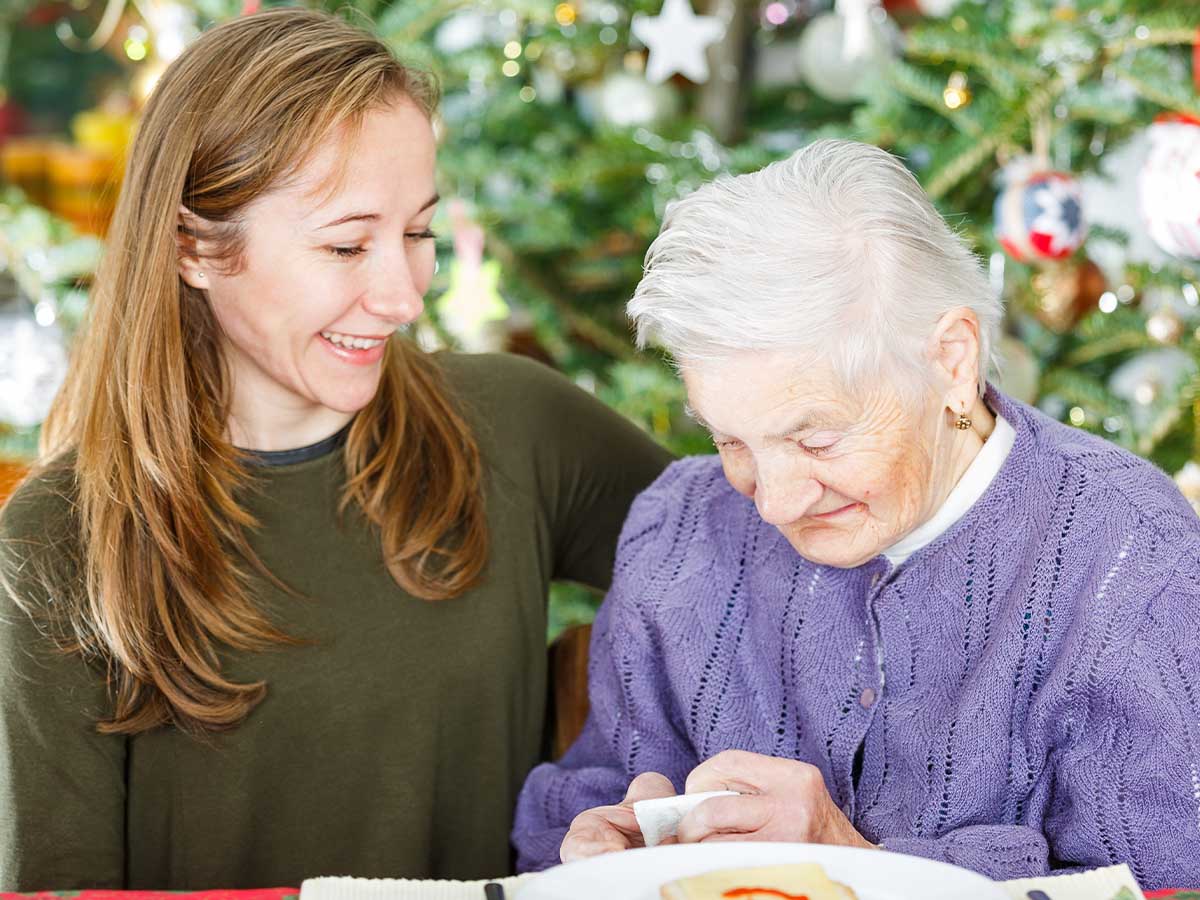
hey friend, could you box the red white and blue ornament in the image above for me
[1137,114,1200,261]
[993,170,1086,263]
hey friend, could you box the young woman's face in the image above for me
[190,99,438,437]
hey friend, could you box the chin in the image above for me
[784,532,877,569]
[318,384,382,415]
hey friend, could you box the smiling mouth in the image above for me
[319,330,391,350]
[809,502,863,520]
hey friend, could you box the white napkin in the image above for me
[300,874,533,900]
[633,790,740,847]
[1000,864,1146,900]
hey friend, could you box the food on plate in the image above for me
[659,863,858,900]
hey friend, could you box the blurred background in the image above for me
[1,0,1198,630]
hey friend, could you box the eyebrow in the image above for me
[685,404,833,440]
[767,415,828,441]
[316,194,440,230]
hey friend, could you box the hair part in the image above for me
[34,9,485,737]
[627,139,1002,402]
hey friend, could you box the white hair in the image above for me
[627,139,1002,398]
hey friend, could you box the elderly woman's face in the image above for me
[683,350,937,568]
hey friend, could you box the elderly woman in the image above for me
[511,140,1200,889]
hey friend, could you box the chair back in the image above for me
[548,622,592,760]
[0,458,29,508]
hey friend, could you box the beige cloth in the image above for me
[1001,864,1145,900]
[300,875,533,900]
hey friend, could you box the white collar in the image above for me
[882,413,1016,568]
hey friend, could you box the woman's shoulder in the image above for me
[996,391,1198,538]
[1,460,78,546]
[434,350,672,492]
[437,350,581,412]
[613,455,742,571]
[0,460,81,612]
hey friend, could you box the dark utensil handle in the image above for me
[483,882,506,900]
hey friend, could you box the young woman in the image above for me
[0,9,670,890]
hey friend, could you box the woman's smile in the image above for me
[808,501,864,520]
[318,330,391,366]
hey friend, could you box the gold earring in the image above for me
[955,412,972,431]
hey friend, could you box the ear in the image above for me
[929,306,982,415]
[177,204,210,290]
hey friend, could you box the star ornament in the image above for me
[632,0,726,85]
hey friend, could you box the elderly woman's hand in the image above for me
[676,750,877,849]
[559,772,677,863]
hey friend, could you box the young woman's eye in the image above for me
[329,246,365,259]
[406,229,438,241]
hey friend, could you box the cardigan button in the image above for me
[859,687,877,708]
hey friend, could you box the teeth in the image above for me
[321,331,385,350]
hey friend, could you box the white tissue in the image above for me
[632,790,739,847]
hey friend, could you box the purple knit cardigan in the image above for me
[512,389,1200,889]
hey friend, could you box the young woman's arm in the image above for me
[0,473,127,891]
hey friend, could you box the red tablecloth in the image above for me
[0,891,299,900]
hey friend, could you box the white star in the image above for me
[631,0,726,85]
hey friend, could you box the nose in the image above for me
[361,251,425,324]
[753,461,823,527]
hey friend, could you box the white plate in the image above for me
[517,842,1008,900]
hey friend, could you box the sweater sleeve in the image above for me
[879,827,1049,881]
[531,365,675,592]
[512,462,701,872]
[1037,545,1200,891]
[883,535,1200,889]
[0,476,127,891]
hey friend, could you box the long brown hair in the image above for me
[35,9,487,736]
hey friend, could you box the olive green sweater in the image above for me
[0,352,672,890]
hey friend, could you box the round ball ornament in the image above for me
[0,308,69,429]
[584,71,680,129]
[994,170,1087,263]
[1137,114,1200,260]
[1028,257,1106,333]
[796,12,890,103]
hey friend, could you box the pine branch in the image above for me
[1040,369,1126,420]
[925,133,1002,199]
[1063,307,1157,364]
[1112,46,1200,118]
[887,60,986,137]
[485,234,639,362]
[1062,83,1140,126]
[903,28,1044,96]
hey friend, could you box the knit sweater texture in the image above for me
[512,388,1200,890]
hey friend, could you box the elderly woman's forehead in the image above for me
[682,350,839,391]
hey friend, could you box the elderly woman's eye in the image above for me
[799,435,838,456]
[715,438,744,451]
